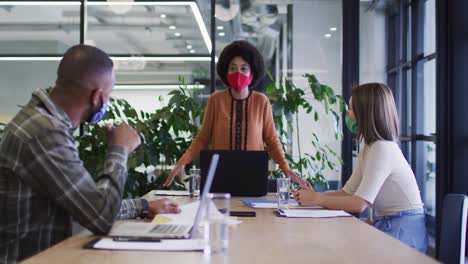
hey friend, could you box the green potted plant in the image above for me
[75,73,347,197]
[265,73,347,190]
[77,77,206,198]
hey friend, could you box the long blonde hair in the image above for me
[351,83,400,145]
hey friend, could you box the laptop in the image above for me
[200,150,269,197]
[108,154,220,239]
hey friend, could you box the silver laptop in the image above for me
[109,154,219,239]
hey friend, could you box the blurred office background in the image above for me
[1,0,466,256]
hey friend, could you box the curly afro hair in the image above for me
[217,40,265,89]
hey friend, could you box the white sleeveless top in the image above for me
[342,140,424,216]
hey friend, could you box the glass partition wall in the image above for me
[0,0,212,117]
[213,0,343,187]
[0,0,436,204]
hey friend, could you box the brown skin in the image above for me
[50,69,180,216]
[148,198,182,218]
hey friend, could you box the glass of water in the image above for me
[189,167,200,197]
[203,193,231,255]
[277,178,290,211]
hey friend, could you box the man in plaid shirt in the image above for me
[0,45,180,263]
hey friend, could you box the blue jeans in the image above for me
[373,208,428,253]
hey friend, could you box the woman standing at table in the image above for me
[163,40,310,188]
[294,83,428,253]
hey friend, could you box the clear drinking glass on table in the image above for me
[203,193,231,255]
[189,166,200,198]
[277,178,290,211]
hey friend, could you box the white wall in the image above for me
[0,62,170,121]
[292,0,342,182]
[0,61,58,122]
[359,5,387,84]
[111,89,171,114]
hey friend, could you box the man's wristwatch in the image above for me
[139,199,150,219]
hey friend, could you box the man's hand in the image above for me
[148,198,181,218]
[106,123,141,153]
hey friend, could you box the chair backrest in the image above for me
[439,193,468,264]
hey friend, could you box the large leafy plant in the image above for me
[77,77,206,198]
[76,73,347,197]
[265,73,347,189]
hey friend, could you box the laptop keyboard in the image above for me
[149,224,188,235]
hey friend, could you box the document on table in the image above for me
[152,201,241,225]
[86,238,204,251]
[250,203,322,209]
[153,190,190,196]
[242,198,322,209]
[277,209,351,218]
[153,201,200,225]
[108,221,190,238]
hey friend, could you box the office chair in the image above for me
[438,193,468,264]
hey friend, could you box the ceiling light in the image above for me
[186,45,193,49]
[330,27,337,31]
[215,3,240,22]
[88,2,193,7]
[217,25,224,30]
[0,56,212,62]
[190,49,196,54]
[324,33,332,38]
[169,25,176,30]
[84,39,96,46]
[0,57,62,61]
[174,32,181,37]
[0,1,80,5]
[160,13,166,18]
[114,60,146,71]
[112,56,212,62]
[114,84,206,90]
[84,1,213,54]
[189,2,212,53]
[107,0,134,15]
[218,32,225,37]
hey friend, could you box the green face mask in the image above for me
[345,113,358,135]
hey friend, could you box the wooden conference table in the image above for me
[22,192,438,264]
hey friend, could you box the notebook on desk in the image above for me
[108,154,220,240]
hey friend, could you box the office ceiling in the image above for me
[0,0,299,87]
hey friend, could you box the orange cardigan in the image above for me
[178,89,291,173]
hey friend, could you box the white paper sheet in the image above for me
[157,201,200,224]
[92,238,204,251]
[154,190,190,196]
[108,221,191,238]
[157,201,241,225]
[278,209,351,218]
[250,203,322,209]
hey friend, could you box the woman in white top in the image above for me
[294,83,428,253]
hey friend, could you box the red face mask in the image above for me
[227,72,253,91]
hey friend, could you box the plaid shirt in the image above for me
[0,89,146,263]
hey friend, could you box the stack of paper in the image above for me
[277,209,351,218]
[91,238,204,251]
[153,201,241,225]
[153,190,190,196]
[242,198,322,209]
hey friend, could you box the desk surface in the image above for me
[22,192,438,264]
